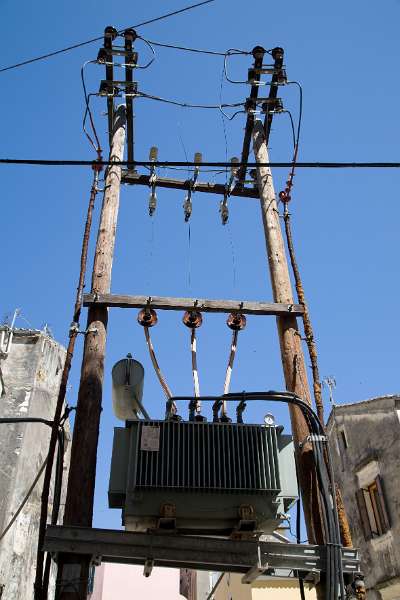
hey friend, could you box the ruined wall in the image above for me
[0,329,70,600]
[327,396,400,600]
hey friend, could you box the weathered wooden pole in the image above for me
[55,105,126,599]
[252,118,325,553]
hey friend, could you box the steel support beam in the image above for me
[44,526,360,575]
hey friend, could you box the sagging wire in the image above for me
[183,311,203,416]
[137,91,244,111]
[81,60,102,158]
[34,162,102,600]
[137,307,175,407]
[135,35,156,69]
[142,39,250,57]
[223,49,272,85]
[221,313,246,419]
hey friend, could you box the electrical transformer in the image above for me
[109,418,298,535]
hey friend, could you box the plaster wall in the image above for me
[0,329,70,600]
[327,396,400,600]
[213,573,317,600]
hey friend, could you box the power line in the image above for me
[1,158,400,168]
[0,0,217,74]
[137,91,244,110]
[143,39,250,57]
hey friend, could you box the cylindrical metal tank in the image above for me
[111,354,145,420]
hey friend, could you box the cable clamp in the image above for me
[299,434,327,448]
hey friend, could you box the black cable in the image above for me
[0,0,217,74]
[136,37,156,70]
[1,158,399,168]
[143,39,249,56]
[81,61,102,154]
[223,49,273,85]
[0,417,53,427]
[137,91,244,110]
[282,110,296,151]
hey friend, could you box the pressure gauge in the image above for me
[264,413,275,426]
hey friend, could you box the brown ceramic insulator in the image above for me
[137,308,158,327]
[182,310,203,329]
[227,313,246,331]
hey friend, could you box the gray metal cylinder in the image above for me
[111,355,145,420]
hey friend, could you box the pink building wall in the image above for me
[91,563,184,599]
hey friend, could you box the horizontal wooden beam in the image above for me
[83,293,304,317]
[121,171,260,199]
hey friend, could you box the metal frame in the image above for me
[44,526,360,578]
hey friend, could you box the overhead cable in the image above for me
[137,91,244,110]
[1,158,400,168]
[143,39,249,56]
[0,0,217,74]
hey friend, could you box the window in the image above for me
[339,429,348,450]
[356,475,390,540]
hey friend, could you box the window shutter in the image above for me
[375,475,390,533]
[356,489,372,540]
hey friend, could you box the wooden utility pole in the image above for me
[55,105,126,599]
[252,119,324,549]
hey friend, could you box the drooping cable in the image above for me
[183,311,203,413]
[34,164,101,600]
[81,61,102,156]
[190,329,200,398]
[223,330,238,396]
[144,326,173,400]
[221,314,246,417]
[137,91,244,110]
[0,458,47,542]
[143,39,249,56]
[0,0,218,73]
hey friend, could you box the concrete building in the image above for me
[327,395,400,600]
[0,325,70,600]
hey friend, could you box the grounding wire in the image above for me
[0,0,218,74]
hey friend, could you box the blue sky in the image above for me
[1,0,399,530]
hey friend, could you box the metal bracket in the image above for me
[143,558,154,577]
[299,434,327,448]
[242,546,268,584]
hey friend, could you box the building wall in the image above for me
[98,563,183,599]
[0,328,70,600]
[213,573,317,599]
[327,396,400,600]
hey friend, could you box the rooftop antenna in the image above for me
[323,376,337,407]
